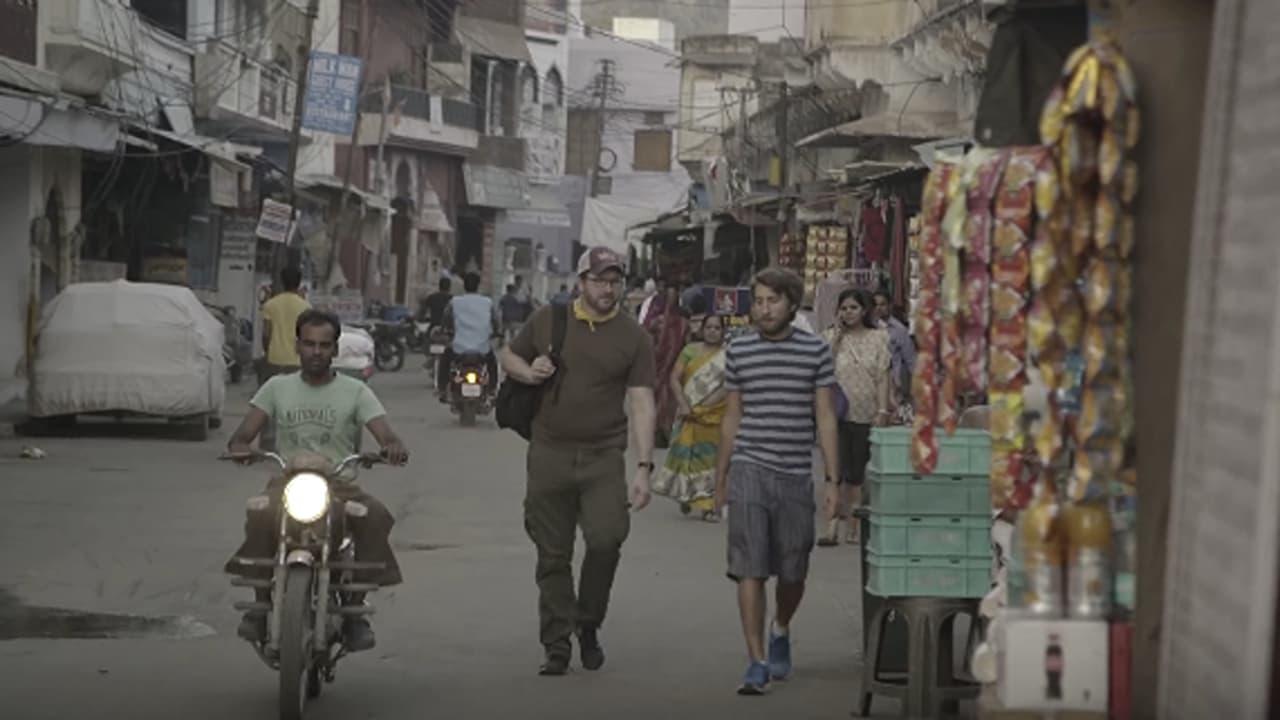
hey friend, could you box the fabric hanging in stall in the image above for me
[861,201,888,264]
[889,195,909,311]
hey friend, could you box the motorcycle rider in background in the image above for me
[224,309,409,652]
[436,272,501,401]
[418,276,453,330]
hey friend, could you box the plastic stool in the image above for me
[854,596,981,718]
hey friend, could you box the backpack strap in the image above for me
[548,302,570,405]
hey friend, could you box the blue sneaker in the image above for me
[768,631,792,680]
[737,661,771,695]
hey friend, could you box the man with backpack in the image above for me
[499,246,657,677]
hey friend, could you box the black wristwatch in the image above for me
[637,461,655,473]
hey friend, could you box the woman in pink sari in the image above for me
[646,286,688,448]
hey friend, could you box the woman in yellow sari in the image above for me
[654,314,728,521]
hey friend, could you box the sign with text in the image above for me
[255,199,297,244]
[309,293,366,325]
[301,51,363,136]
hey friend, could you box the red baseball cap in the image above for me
[577,246,626,277]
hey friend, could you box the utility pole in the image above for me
[588,58,614,198]
[285,0,320,219]
[325,13,378,290]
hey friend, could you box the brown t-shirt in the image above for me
[510,304,656,449]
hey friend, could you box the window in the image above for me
[633,129,672,172]
[340,0,362,56]
[131,0,188,39]
[521,65,539,105]
[545,67,563,107]
[644,111,665,126]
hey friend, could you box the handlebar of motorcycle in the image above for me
[218,450,287,469]
[220,451,387,475]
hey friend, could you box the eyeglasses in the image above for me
[585,275,625,289]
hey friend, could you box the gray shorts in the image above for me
[726,461,816,584]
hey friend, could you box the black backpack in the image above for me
[496,303,569,441]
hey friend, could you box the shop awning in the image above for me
[297,173,394,213]
[0,93,120,152]
[128,124,253,170]
[795,111,967,149]
[842,160,927,188]
[455,16,533,64]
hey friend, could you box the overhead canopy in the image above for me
[0,94,120,152]
[297,174,394,213]
[581,198,659,256]
[795,111,966,148]
[456,16,533,64]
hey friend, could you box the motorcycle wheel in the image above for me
[459,402,477,427]
[374,343,405,372]
[278,566,313,720]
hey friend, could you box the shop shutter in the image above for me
[1160,0,1280,717]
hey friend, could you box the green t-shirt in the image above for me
[251,372,386,466]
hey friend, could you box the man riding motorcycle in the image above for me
[224,309,409,652]
[436,272,500,401]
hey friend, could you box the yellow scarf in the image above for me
[573,298,619,332]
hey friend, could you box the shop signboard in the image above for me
[309,293,366,325]
[301,51,363,136]
[256,199,297,244]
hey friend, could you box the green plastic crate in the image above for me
[869,427,991,476]
[865,553,991,598]
[867,514,991,558]
[866,471,990,516]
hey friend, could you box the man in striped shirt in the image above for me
[714,267,842,696]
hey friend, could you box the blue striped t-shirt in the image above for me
[725,328,837,477]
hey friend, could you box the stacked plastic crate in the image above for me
[865,427,992,598]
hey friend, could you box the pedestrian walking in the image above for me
[500,246,657,677]
[654,314,729,521]
[258,266,310,451]
[820,289,892,547]
[647,285,689,449]
[714,267,842,695]
[500,284,524,343]
[872,289,915,412]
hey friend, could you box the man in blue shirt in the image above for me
[437,272,500,398]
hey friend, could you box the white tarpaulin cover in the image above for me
[30,281,226,418]
[581,198,662,256]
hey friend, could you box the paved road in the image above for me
[0,368,879,719]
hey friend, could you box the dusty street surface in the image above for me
[0,368,877,719]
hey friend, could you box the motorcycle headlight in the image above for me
[283,472,330,524]
[465,372,479,384]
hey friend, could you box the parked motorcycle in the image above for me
[352,322,405,373]
[404,319,431,354]
[223,450,388,720]
[448,355,493,427]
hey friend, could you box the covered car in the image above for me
[29,280,226,435]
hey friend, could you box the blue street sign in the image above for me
[301,51,363,136]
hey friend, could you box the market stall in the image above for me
[887,33,1140,719]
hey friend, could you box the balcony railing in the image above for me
[194,39,295,130]
[361,84,482,132]
[443,97,481,130]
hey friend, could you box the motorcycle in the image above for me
[448,354,493,427]
[223,450,387,720]
[353,322,405,373]
[423,326,451,386]
[405,319,431,354]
